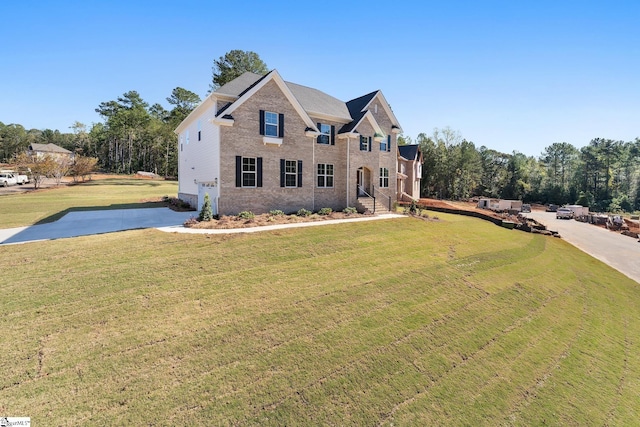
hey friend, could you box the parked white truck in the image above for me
[0,172,17,187]
[1,170,29,185]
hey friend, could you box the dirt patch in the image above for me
[417,198,524,223]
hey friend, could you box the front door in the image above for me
[357,168,365,196]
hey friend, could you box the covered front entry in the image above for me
[357,167,372,196]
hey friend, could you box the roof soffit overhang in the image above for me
[174,96,215,134]
[307,110,353,124]
[357,111,384,137]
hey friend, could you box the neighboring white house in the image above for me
[28,143,75,161]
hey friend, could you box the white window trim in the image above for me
[285,160,297,188]
[360,135,369,151]
[263,136,283,146]
[317,123,331,145]
[379,167,389,188]
[265,111,278,137]
[242,157,257,188]
[317,163,334,188]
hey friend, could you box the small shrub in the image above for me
[198,193,214,221]
[318,207,332,216]
[404,200,422,216]
[237,211,255,219]
[297,208,312,217]
[343,206,358,215]
[269,209,285,216]
[183,217,198,228]
[163,196,193,210]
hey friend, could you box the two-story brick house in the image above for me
[175,69,408,216]
[397,144,423,201]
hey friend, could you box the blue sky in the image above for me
[1,0,638,156]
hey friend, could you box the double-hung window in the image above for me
[280,159,302,187]
[380,135,387,151]
[265,111,278,137]
[285,160,297,187]
[317,163,334,188]
[260,110,284,141]
[242,157,257,187]
[236,156,263,188]
[360,135,371,151]
[379,167,389,188]
[317,123,332,145]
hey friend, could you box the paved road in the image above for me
[525,211,640,284]
[0,208,195,245]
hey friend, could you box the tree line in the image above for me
[0,50,269,179]
[400,128,640,213]
[0,87,201,178]
[2,49,637,213]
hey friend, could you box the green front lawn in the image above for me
[2,213,639,425]
[0,178,179,228]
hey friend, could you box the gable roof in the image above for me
[214,72,265,98]
[398,144,420,161]
[346,91,378,119]
[175,69,401,135]
[215,70,318,131]
[346,90,402,134]
[29,143,72,154]
[285,82,352,122]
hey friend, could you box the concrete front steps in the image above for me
[356,196,391,214]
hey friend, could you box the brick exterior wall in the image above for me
[183,77,400,216]
[219,79,315,215]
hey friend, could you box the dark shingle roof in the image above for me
[346,91,378,118]
[398,144,419,160]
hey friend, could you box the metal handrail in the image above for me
[375,187,392,211]
[357,184,376,212]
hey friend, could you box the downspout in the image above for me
[216,124,221,216]
[312,132,315,212]
[346,137,350,207]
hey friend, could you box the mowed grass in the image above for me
[2,210,639,425]
[0,178,179,228]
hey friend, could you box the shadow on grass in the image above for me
[34,201,170,225]
[70,178,167,188]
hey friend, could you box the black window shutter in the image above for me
[368,136,372,152]
[330,125,335,145]
[297,160,303,187]
[317,122,321,131]
[280,159,285,187]
[387,135,391,152]
[257,157,263,187]
[235,156,242,187]
[259,110,265,135]
[279,113,284,138]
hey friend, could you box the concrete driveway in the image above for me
[0,208,195,245]
[525,211,640,284]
